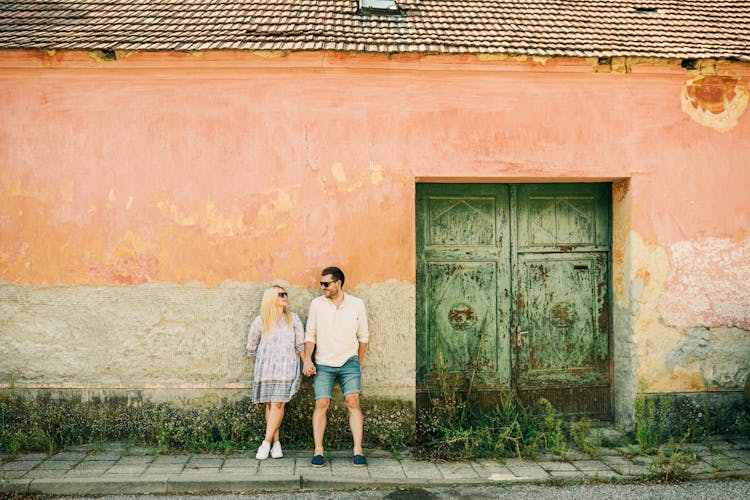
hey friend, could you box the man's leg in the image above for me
[312,398,330,455]
[312,364,335,459]
[344,392,364,455]
[340,356,364,456]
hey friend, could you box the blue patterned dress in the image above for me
[245,313,304,403]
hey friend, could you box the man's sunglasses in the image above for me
[320,281,337,288]
[277,292,288,297]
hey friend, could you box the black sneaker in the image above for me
[311,454,325,467]
[353,454,367,467]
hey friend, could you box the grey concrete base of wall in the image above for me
[638,391,748,436]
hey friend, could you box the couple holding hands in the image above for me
[245,266,369,468]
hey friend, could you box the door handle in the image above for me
[515,325,528,347]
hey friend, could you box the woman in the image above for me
[246,284,305,459]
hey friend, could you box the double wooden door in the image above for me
[416,183,611,417]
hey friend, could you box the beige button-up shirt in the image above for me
[305,293,369,367]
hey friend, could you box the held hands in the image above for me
[302,358,316,377]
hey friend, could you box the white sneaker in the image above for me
[256,440,271,460]
[271,441,283,459]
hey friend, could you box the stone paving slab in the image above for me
[711,457,750,471]
[23,469,69,479]
[180,467,222,475]
[436,462,479,480]
[186,456,225,466]
[222,457,258,468]
[688,459,716,474]
[365,463,407,478]
[48,451,86,461]
[613,463,650,476]
[571,460,611,471]
[152,454,191,463]
[398,459,442,479]
[504,462,552,481]
[1,470,29,479]
[549,470,586,480]
[83,451,122,461]
[583,469,625,480]
[595,447,620,456]
[722,450,750,462]
[15,453,48,461]
[294,461,333,477]
[470,460,514,478]
[331,460,370,479]
[35,460,76,470]
[116,456,155,466]
[538,460,577,472]
[105,465,149,475]
[2,460,40,471]
[143,464,186,474]
[124,447,155,456]
[258,457,295,468]
[72,460,116,470]
[563,450,590,461]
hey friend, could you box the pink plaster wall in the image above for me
[2,50,749,289]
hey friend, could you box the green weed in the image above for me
[635,391,673,452]
[648,446,696,483]
[0,387,414,454]
[414,364,568,460]
[570,417,601,458]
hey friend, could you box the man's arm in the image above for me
[303,341,316,376]
[357,300,368,367]
[303,301,317,376]
[357,342,367,368]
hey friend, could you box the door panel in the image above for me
[517,183,610,251]
[427,196,497,247]
[516,253,608,384]
[427,261,500,384]
[416,184,511,391]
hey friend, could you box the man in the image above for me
[303,266,369,467]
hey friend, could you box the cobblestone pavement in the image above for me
[1,436,749,495]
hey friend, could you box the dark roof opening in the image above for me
[358,0,402,16]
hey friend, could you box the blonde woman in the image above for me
[246,284,305,459]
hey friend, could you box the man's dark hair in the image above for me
[322,266,345,286]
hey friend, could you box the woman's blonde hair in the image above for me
[260,286,292,335]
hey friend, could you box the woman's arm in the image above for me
[245,316,263,357]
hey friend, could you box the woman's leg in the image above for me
[264,402,285,444]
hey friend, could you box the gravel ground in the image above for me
[28,478,750,500]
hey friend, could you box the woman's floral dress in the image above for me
[245,313,304,403]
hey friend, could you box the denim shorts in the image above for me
[313,355,361,400]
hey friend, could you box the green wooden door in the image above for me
[416,183,611,417]
[415,184,512,393]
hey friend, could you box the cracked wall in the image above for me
[620,232,750,414]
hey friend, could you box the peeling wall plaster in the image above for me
[628,232,750,394]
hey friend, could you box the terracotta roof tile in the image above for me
[0,1,748,60]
